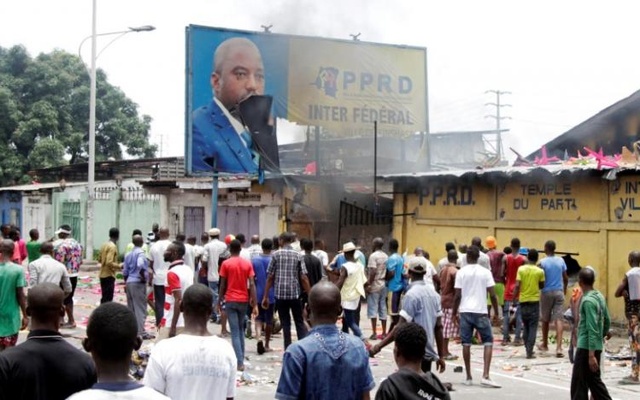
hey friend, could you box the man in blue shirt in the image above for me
[538,240,568,357]
[252,238,275,354]
[191,37,278,174]
[370,257,446,374]
[386,239,405,332]
[276,281,375,400]
[122,234,152,340]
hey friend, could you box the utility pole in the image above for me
[485,90,511,162]
[158,134,163,157]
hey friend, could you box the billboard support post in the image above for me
[374,120,378,195]
[211,159,218,228]
[315,125,320,178]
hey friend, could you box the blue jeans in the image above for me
[520,301,540,356]
[343,309,363,339]
[226,301,248,366]
[503,300,522,341]
[208,281,219,320]
[460,312,493,345]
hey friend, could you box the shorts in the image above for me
[540,290,565,322]
[460,313,493,346]
[625,299,640,318]
[0,333,18,348]
[442,308,459,339]
[256,303,275,324]
[388,290,402,315]
[367,288,388,320]
[487,282,505,306]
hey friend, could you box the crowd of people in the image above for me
[0,223,635,399]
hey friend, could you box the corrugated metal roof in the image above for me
[380,164,640,180]
[0,182,85,192]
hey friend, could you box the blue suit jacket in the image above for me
[191,100,258,174]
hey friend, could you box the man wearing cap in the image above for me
[202,228,227,323]
[371,255,446,375]
[336,242,368,341]
[485,236,505,320]
[53,224,83,329]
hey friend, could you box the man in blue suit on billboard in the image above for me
[192,37,279,174]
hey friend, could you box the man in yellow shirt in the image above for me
[514,249,545,359]
[99,228,121,304]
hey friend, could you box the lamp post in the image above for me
[83,0,154,260]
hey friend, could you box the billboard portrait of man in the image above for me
[191,37,279,174]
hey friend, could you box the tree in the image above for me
[0,45,157,185]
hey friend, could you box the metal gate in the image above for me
[184,207,205,244]
[61,200,82,243]
[217,207,259,238]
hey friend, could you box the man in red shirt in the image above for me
[502,238,525,346]
[219,239,257,371]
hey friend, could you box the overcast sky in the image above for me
[2,0,640,162]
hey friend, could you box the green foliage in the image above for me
[0,45,157,185]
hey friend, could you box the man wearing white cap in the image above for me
[202,228,227,323]
[53,224,83,328]
[371,256,446,375]
[336,242,367,340]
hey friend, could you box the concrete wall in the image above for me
[53,182,164,256]
[393,172,640,321]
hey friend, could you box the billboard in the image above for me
[186,25,428,175]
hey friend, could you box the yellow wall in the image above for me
[394,174,640,321]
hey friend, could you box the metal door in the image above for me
[217,207,259,238]
[184,207,205,244]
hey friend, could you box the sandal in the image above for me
[444,354,459,361]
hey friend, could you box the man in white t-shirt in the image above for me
[144,284,236,400]
[437,242,461,272]
[148,227,172,329]
[175,233,196,272]
[159,241,194,340]
[69,302,169,400]
[460,237,490,269]
[453,245,501,388]
[202,228,227,323]
[410,249,439,290]
[312,239,329,276]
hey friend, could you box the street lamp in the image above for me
[82,0,154,260]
